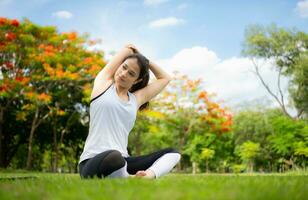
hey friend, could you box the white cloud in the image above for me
[296,0,308,18]
[148,17,185,28]
[52,10,73,19]
[144,0,169,6]
[158,46,219,75]
[157,46,290,108]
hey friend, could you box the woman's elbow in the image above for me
[166,75,173,83]
[163,76,172,86]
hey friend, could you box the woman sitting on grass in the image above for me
[79,44,181,179]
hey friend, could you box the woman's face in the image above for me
[114,58,141,89]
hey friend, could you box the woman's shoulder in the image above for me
[90,79,114,103]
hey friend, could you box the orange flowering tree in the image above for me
[0,18,105,169]
[149,72,233,172]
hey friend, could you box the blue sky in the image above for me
[1,0,307,111]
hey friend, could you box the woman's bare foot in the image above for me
[135,169,156,179]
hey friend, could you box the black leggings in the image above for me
[79,147,179,178]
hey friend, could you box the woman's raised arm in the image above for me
[134,60,172,108]
[91,45,135,99]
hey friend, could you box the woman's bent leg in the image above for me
[106,161,130,178]
[147,152,181,178]
[79,150,126,178]
[125,147,181,178]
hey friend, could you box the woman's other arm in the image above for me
[91,45,134,99]
[134,60,172,107]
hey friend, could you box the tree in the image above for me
[235,141,260,172]
[0,17,105,169]
[267,113,308,171]
[153,72,233,172]
[201,148,215,173]
[243,24,308,119]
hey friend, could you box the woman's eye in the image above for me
[123,65,127,69]
[129,72,134,77]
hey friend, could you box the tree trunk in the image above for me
[250,161,254,173]
[134,130,141,155]
[251,60,294,119]
[52,121,58,173]
[178,127,189,171]
[206,160,209,173]
[0,107,3,167]
[26,108,39,170]
[75,145,81,173]
[192,162,197,174]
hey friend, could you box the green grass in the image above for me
[0,171,307,200]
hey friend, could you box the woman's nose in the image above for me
[120,71,128,77]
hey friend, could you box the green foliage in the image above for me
[0,17,104,169]
[232,164,246,173]
[243,24,308,117]
[268,114,307,157]
[201,148,215,160]
[294,141,308,157]
[1,18,308,174]
[236,141,260,161]
[289,52,308,116]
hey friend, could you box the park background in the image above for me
[0,0,307,176]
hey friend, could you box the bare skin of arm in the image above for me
[91,46,134,100]
[134,60,172,108]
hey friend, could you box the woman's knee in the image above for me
[101,150,126,173]
[164,147,181,154]
[80,150,126,178]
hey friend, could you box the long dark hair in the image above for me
[125,53,150,110]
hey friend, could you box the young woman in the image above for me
[78,44,181,179]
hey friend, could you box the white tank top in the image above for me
[79,83,138,163]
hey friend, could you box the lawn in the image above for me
[0,171,307,200]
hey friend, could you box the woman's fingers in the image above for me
[125,44,139,53]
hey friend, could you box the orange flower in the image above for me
[67,32,77,41]
[15,76,23,82]
[0,41,6,48]
[56,110,65,116]
[187,80,194,88]
[21,77,30,84]
[198,91,207,100]
[43,63,54,75]
[221,120,232,127]
[11,19,19,27]
[44,45,54,52]
[68,73,78,80]
[0,17,7,25]
[4,62,13,69]
[25,92,35,99]
[14,76,30,85]
[83,57,93,64]
[5,32,16,41]
[44,51,55,57]
[0,84,8,92]
[221,126,231,133]
[37,93,51,102]
[88,64,100,74]
[56,69,64,78]
[38,44,45,49]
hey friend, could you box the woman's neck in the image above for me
[115,83,129,98]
